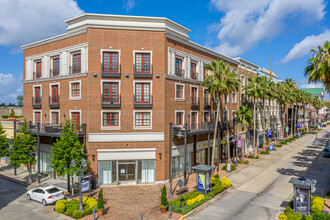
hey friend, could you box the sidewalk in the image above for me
[0,162,67,191]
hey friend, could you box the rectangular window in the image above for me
[34,112,41,125]
[232,92,237,103]
[203,65,207,79]
[191,87,198,104]
[204,111,210,123]
[71,82,80,97]
[176,85,184,99]
[34,87,41,104]
[72,53,81,74]
[191,62,197,79]
[204,89,210,105]
[241,75,245,87]
[103,82,119,103]
[53,58,60,77]
[191,112,198,129]
[103,112,119,127]
[51,85,59,104]
[71,112,80,128]
[175,58,183,77]
[135,112,151,126]
[103,52,119,73]
[135,83,150,103]
[36,61,42,79]
[51,112,59,125]
[135,53,150,73]
[176,112,184,126]
[225,94,229,104]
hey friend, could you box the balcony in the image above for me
[50,69,60,78]
[134,64,153,78]
[49,95,60,108]
[33,71,42,79]
[69,65,81,75]
[203,98,211,109]
[32,97,42,109]
[101,94,121,108]
[28,122,85,137]
[134,95,153,108]
[191,97,200,109]
[101,64,121,77]
[190,72,198,80]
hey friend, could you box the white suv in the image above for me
[27,186,65,206]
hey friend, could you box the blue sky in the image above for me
[0,0,329,104]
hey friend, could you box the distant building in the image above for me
[258,67,279,83]
[301,88,327,121]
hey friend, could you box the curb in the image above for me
[0,173,32,187]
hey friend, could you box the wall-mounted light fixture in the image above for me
[159,152,162,160]
[91,153,95,161]
[64,113,66,118]
[156,74,160,78]
[44,113,47,118]
[125,74,129,78]
[93,73,97,77]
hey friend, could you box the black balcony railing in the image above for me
[101,64,121,77]
[28,122,85,135]
[33,71,42,79]
[50,69,60,77]
[203,98,211,109]
[101,94,121,108]
[32,97,42,109]
[190,71,197,80]
[134,64,153,78]
[49,95,60,108]
[69,65,81,75]
[134,95,153,108]
[191,97,200,109]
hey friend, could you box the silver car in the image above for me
[26,185,65,206]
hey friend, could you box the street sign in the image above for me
[177,179,184,188]
[221,140,225,144]
[237,138,242,148]
[81,176,90,193]
[231,138,236,143]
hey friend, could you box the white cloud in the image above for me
[209,0,326,57]
[281,30,330,63]
[123,0,135,11]
[0,0,84,48]
[0,73,22,104]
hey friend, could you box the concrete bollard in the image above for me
[93,208,95,220]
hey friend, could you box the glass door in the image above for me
[118,160,136,183]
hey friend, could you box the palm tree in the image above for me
[244,76,262,156]
[284,78,296,137]
[275,81,288,140]
[304,41,330,92]
[234,106,253,162]
[202,60,240,165]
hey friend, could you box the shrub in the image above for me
[278,214,288,220]
[84,207,92,215]
[9,109,15,118]
[55,202,66,213]
[88,201,97,209]
[221,164,236,171]
[160,185,168,207]
[248,155,255,159]
[281,141,287,145]
[1,115,8,119]
[97,189,104,210]
[312,196,325,208]
[256,156,259,159]
[244,160,249,164]
[55,199,67,206]
[311,204,323,213]
[238,160,242,164]
[312,212,330,220]
[260,151,269,154]
[276,145,283,147]
[221,177,231,188]
[83,197,89,205]
[214,174,220,179]
[72,210,84,219]
[284,206,293,214]
[65,209,73,216]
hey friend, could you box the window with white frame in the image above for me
[191,111,198,129]
[175,57,183,77]
[34,111,42,126]
[71,51,81,74]
[232,92,237,103]
[175,84,185,100]
[103,81,120,103]
[51,56,60,77]
[102,111,120,129]
[175,111,184,126]
[225,94,230,104]
[33,86,41,104]
[240,75,245,88]
[102,51,119,73]
[214,111,221,121]
[134,111,152,128]
[135,52,151,74]
[204,88,210,105]
[204,110,210,123]
[224,110,229,122]
[190,62,197,79]
[71,111,81,128]
[70,81,81,100]
[135,82,151,103]
[35,60,42,79]
[232,110,236,121]
[50,111,60,125]
[191,86,198,105]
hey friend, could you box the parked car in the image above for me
[26,185,64,206]
[323,148,330,157]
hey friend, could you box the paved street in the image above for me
[188,128,330,220]
[0,177,60,220]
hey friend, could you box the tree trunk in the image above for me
[253,97,256,157]
[67,174,71,193]
[291,105,294,137]
[226,104,231,163]
[242,127,245,162]
[262,98,266,151]
[211,96,220,166]
[71,176,75,196]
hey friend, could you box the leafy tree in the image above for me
[234,106,253,162]
[16,95,23,107]
[50,119,87,193]
[9,109,15,118]
[9,121,36,181]
[0,122,10,158]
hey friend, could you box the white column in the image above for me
[43,56,50,78]
[186,57,190,79]
[171,51,175,75]
[61,51,68,76]
[197,60,202,81]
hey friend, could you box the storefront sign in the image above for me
[296,188,308,215]
[197,173,206,191]
[237,138,241,148]
[81,177,90,193]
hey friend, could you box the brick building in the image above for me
[22,14,259,186]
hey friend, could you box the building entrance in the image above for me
[118,160,135,183]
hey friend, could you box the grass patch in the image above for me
[260,151,269,154]
[244,160,249,165]
[276,144,283,147]
[221,164,236,171]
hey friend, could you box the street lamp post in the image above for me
[71,158,88,211]
[29,147,33,184]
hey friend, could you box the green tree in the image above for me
[0,122,10,158]
[234,106,253,162]
[304,40,330,92]
[9,109,15,118]
[50,119,87,193]
[9,121,36,181]
[16,95,23,107]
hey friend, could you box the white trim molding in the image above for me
[33,85,42,98]
[133,110,153,130]
[190,110,199,130]
[100,49,121,73]
[69,110,82,126]
[101,110,121,130]
[49,83,60,96]
[97,148,156,160]
[89,132,164,142]
[49,110,60,125]
[69,80,82,100]
[33,110,42,126]
[133,50,153,74]
[175,83,185,101]
[175,110,185,127]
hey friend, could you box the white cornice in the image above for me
[234,57,259,70]
[21,30,87,50]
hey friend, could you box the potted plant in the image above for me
[159,185,168,213]
[97,189,105,216]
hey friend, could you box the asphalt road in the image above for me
[188,128,330,220]
[0,177,59,220]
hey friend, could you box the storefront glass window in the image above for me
[137,160,155,183]
[98,161,117,185]
[172,153,192,179]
